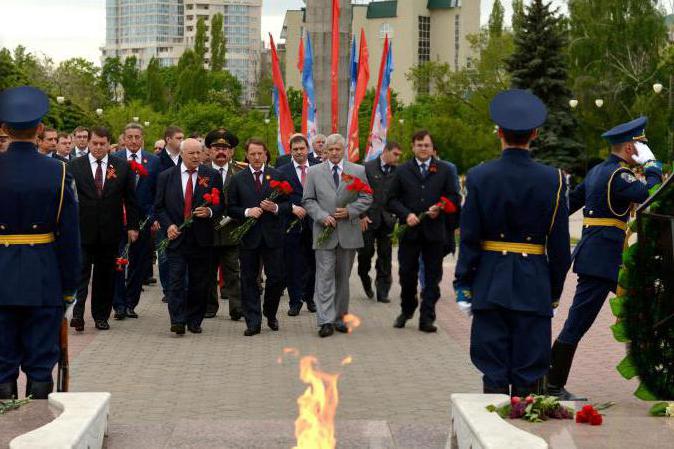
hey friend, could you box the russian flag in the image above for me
[302,33,319,145]
[270,34,295,155]
[345,37,358,160]
[366,37,393,161]
[347,29,369,162]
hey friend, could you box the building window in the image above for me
[418,16,430,65]
[454,14,460,70]
[379,23,394,39]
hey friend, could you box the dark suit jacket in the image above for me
[278,158,318,235]
[158,148,182,173]
[112,149,161,219]
[274,154,292,168]
[363,156,397,230]
[47,152,69,163]
[68,155,140,246]
[227,165,291,250]
[212,162,244,246]
[155,164,224,249]
[387,157,461,244]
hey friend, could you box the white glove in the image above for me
[64,301,76,321]
[633,142,656,165]
[457,301,472,317]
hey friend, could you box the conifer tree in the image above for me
[145,57,167,111]
[488,0,505,37]
[210,13,227,72]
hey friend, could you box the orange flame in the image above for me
[293,356,340,449]
[340,356,352,366]
[342,314,361,333]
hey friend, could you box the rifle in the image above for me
[56,318,69,392]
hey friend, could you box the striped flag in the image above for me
[347,29,369,162]
[270,34,295,156]
[366,37,394,162]
[345,37,357,160]
[301,33,319,145]
[298,35,307,136]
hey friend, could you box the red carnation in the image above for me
[437,196,457,214]
[129,160,148,177]
[589,413,603,425]
[209,188,221,206]
[115,257,129,272]
[269,180,281,189]
[280,181,293,195]
[203,193,213,204]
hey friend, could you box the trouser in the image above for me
[357,224,393,300]
[471,308,551,389]
[0,306,62,384]
[398,238,444,323]
[284,226,316,309]
[166,243,212,327]
[156,227,170,296]
[314,246,356,326]
[113,225,153,312]
[74,243,117,322]
[557,274,615,345]
[239,245,283,329]
[207,244,242,317]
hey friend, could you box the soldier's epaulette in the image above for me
[619,161,631,169]
[234,161,249,169]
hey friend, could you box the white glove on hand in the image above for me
[457,301,472,317]
[633,142,656,165]
[64,301,76,321]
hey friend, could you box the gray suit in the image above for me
[303,161,372,325]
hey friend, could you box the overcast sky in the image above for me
[0,0,572,65]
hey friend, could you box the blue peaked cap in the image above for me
[489,89,548,132]
[0,86,50,130]
[601,116,648,145]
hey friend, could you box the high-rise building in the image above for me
[102,0,262,104]
[282,0,481,105]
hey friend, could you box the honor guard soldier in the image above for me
[0,86,81,399]
[547,117,663,400]
[454,90,571,397]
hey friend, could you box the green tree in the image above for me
[194,18,207,64]
[145,57,168,111]
[0,48,27,90]
[207,70,242,110]
[101,57,123,103]
[512,0,525,34]
[53,58,106,112]
[255,74,273,106]
[175,50,208,106]
[210,13,227,71]
[488,0,505,37]
[120,56,143,103]
[507,0,582,170]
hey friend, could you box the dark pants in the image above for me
[207,245,242,317]
[283,227,316,309]
[558,275,615,345]
[0,306,62,384]
[357,224,393,300]
[398,238,444,323]
[156,228,170,296]
[113,226,153,312]
[166,240,212,327]
[471,308,551,389]
[240,245,283,329]
[74,243,117,322]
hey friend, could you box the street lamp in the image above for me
[653,81,673,161]
[95,108,103,117]
[56,96,65,105]
[594,99,604,108]
[144,121,150,127]
[653,83,664,94]
[569,99,579,109]
[133,116,139,123]
[264,118,271,147]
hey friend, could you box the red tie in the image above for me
[254,171,262,192]
[299,165,307,187]
[184,170,195,219]
[94,160,103,197]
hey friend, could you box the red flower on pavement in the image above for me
[129,160,149,177]
[575,405,603,426]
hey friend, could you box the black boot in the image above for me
[546,340,587,401]
[26,379,54,399]
[0,381,18,399]
[483,382,510,395]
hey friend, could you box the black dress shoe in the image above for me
[267,318,279,331]
[377,297,391,304]
[230,312,242,321]
[114,310,126,320]
[143,277,157,285]
[188,325,203,334]
[334,321,349,333]
[393,314,409,329]
[204,311,217,319]
[419,322,437,333]
[94,320,110,330]
[318,323,334,338]
[361,276,374,299]
[306,301,317,313]
[244,327,261,336]
[171,324,186,335]
[161,296,168,304]
[288,306,301,316]
[126,308,138,319]
[70,317,85,332]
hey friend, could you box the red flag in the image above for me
[368,36,389,149]
[347,29,370,162]
[331,0,340,133]
[270,34,295,155]
[298,36,308,136]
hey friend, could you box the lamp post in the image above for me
[264,118,271,148]
[133,116,139,123]
[398,118,405,143]
[144,121,150,127]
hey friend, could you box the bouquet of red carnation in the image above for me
[575,403,614,425]
[390,196,456,242]
[229,180,292,243]
[157,188,221,253]
[129,160,149,177]
[316,173,373,247]
[487,395,574,423]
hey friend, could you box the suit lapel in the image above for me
[323,162,338,192]
[409,159,424,182]
[171,166,184,212]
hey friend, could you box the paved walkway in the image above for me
[48,249,639,448]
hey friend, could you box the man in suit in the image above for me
[38,127,67,163]
[279,134,319,316]
[70,126,89,159]
[228,138,290,336]
[0,86,80,399]
[357,140,402,303]
[309,133,326,164]
[303,134,373,337]
[156,126,185,303]
[155,138,223,335]
[387,130,460,333]
[112,123,161,319]
[69,127,140,331]
[204,129,244,320]
[56,132,73,161]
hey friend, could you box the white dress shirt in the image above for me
[126,148,142,162]
[328,160,344,180]
[293,159,309,183]
[180,163,198,196]
[168,149,181,166]
[88,153,109,188]
[415,158,430,173]
[212,161,229,185]
[75,147,89,158]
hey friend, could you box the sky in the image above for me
[0,0,581,65]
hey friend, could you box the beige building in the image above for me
[281,0,480,105]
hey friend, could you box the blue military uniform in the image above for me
[547,116,663,399]
[0,86,81,399]
[454,90,571,396]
